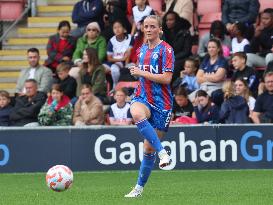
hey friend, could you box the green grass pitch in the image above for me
[0,169,273,205]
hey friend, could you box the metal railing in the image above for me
[0,0,37,48]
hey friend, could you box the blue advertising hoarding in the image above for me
[0,125,272,173]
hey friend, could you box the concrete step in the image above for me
[17,27,56,37]
[0,60,29,67]
[47,0,78,5]
[0,72,20,78]
[3,44,46,50]
[6,38,48,45]
[0,49,46,56]
[0,55,47,60]
[0,83,16,90]
[37,5,73,17]
[28,16,75,27]
[0,78,18,83]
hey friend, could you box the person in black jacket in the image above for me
[162,11,192,83]
[222,0,260,39]
[219,80,249,124]
[0,90,13,126]
[9,79,47,126]
[247,8,273,68]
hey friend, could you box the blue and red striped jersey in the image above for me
[134,41,175,111]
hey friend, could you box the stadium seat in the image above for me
[259,0,273,12]
[0,0,25,21]
[197,0,222,16]
[198,12,222,38]
[115,81,139,91]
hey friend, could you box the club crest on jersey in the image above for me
[152,52,159,60]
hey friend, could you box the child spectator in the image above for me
[231,22,250,53]
[172,57,199,93]
[0,90,12,126]
[54,62,77,102]
[172,86,194,121]
[219,80,249,123]
[38,84,73,126]
[234,78,256,119]
[131,0,153,36]
[109,88,133,125]
[192,90,219,124]
[104,20,133,89]
[231,52,258,95]
[73,84,104,125]
[44,20,76,75]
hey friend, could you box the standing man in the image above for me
[15,48,53,96]
[124,15,175,198]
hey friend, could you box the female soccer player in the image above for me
[124,15,175,198]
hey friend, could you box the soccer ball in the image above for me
[46,165,73,192]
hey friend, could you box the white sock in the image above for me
[135,184,143,191]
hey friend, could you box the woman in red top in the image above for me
[44,20,77,75]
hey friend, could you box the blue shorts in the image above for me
[131,97,172,132]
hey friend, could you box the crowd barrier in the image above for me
[0,124,273,173]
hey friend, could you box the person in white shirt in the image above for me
[131,0,153,36]
[109,87,132,125]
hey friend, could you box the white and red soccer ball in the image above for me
[46,165,73,192]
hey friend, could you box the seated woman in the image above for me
[219,80,249,123]
[38,84,73,126]
[162,11,192,83]
[192,90,219,124]
[44,20,76,75]
[70,47,107,102]
[234,78,256,119]
[72,22,107,66]
[73,84,104,126]
[190,38,229,106]
[231,22,250,53]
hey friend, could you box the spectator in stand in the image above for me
[234,78,256,120]
[198,20,231,58]
[219,80,249,124]
[252,71,273,123]
[162,11,192,83]
[54,62,77,102]
[172,86,194,120]
[102,0,132,42]
[0,90,13,126]
[129,16,147,65]
[130,0,154,36]
[71,0,104,38]
[247,8,273,68]
[78,47,107,103]
[73,84,104,125]
[222,0,260,39]
[192,90,219,124]
[38,84,73,126]
[190,38,229,106]
[231,22,250,54]
[172,57,199,93]
[109,88,133,125]
[15,48,53,96]
[72,22,106,66]
[44,20,76,76]
[104,20,133,89]
[10,79,47,126]
[159,0,193,28]
[231,52,258,95]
